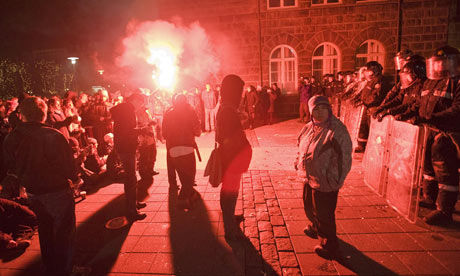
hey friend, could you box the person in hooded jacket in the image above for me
[295,95,352,258]
[216,75,253,241]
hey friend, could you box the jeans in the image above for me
[168,152,196,200]
[220,172,242,234]
[303,182,339,252]
[28,189,75,275]
[118,151,138,215]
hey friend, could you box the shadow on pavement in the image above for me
[330,239,399,276]
[168,190,280,275]
[18,194,131,275]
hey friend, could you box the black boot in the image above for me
[419,179,438,209]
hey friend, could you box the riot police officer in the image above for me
[373,55,426,121]
[413,45,460,225]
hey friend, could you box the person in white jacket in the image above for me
[296,95,352,258]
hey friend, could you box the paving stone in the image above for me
[282,267,302,276]
[270,215,285,226]
[290,235,317,253]
[117,253,155,273]
[258,220,273,232]
[285,220,307,236]
[268,206,282,216]
[256,211,270,221]
[364,218,404,233]
[297,253,337,275]
[278,251,298,268]
[260,231,275,244]
[430,251,460,275]
[245,226,259,238]
[337,218,373,234]
[394,251,451,275]
[275,238,294,251]
[281,208,306,221]
[249,237,261,251]
[377,233,424,251]
[346,234,391,252]
[264,259,282,276]
[255,203,268,212]
[273,226,290,237]
[408,232,460,251]
[266,199,280,207]
[261,243,279,261]
[148,253,174,274]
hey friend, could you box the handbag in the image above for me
[204,142,223,187]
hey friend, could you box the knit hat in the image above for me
[308,95,331,114]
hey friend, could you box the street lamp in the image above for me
[68,57,79,91]
[98,69,104,75]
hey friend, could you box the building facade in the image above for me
[155,0,456,95]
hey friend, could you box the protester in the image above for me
[216,74,253,241]
[201,84,218,132]
[3,96,78,275]
[296,95,352,258]
[162,93,202,209]
[0,198,37,251]
[110,93,147,222]
[298,77,311,123]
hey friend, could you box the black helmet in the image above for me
[403,55,426,80]
[365,61,383,77]
[395,49,414,70]
[426,45,460,80]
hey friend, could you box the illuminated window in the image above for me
[269,45,298,93]
[268,0,297,9]
[355,39,385,69]
[311,0,341,5]
[312,43,340,80]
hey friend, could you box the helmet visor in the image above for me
[395,56,408,71]
[426,56,460,80]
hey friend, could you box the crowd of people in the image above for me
[0,44,458,274]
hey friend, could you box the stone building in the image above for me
[153,0,457,96]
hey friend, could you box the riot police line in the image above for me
[334,45,460,226]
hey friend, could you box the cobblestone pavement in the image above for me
[1,119,460,275]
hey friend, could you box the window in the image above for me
[311,0,341,5]
[269,45,298,93]
[355,39,385,69]
[312,43,340,80]
[268,0,297,9]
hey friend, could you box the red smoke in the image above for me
[116,20,220,92]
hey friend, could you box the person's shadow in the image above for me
[168,190,279,275]
[318,239,400,276]
[17,194,131,275]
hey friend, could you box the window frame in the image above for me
[267,0,298,10]
[269,45,298,93]
[311,42,341,80]
[310,0,342,6]
[355,39,385,70]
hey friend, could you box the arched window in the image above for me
[269,45,297,93]
[355,39,385,69]
[312,43,340,80]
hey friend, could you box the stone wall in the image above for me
[154,0,453,117]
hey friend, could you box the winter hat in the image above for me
[308,95,331,114]
[220,74,245,107]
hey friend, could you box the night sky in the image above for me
[0,0,159,58]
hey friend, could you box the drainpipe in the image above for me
[395,0,402,83]
[258,0,263,85]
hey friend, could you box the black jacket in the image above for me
[3,122,77,195]
[110,102,139,154]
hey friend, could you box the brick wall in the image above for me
[153,0,452,117]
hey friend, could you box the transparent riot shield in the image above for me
[385,120,426,223]
[363,116,393,196]
[343,103,365,154]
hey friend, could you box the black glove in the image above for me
[372,107,383,118]
[376,111,388,122]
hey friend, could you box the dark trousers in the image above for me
[423,130,459,213]
[303,182,339,252]
[138,144,157,180]
[167,152,196,200]
[220,172,242,234]
[28,189,75,275]
[118,151,138,215]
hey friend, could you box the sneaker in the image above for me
[136,202,147,209]
[127,211,147,223]
[424,210,453,225]
[303,225,318,239]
